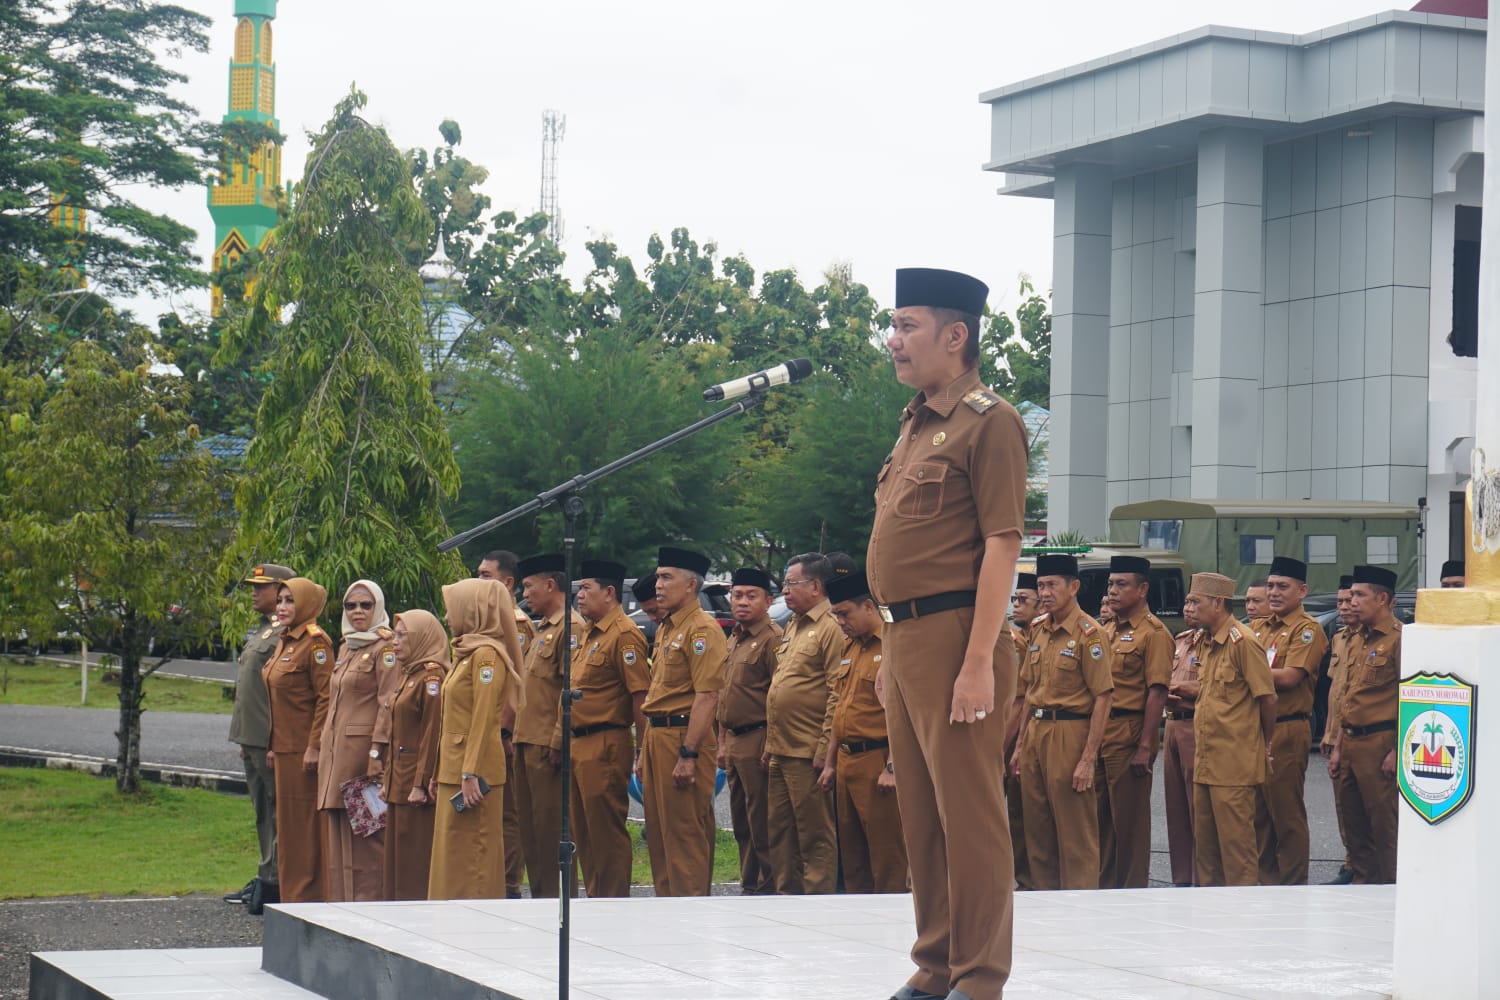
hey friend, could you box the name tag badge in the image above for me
[1060,648,1077,660]
[1120,635,1133,642]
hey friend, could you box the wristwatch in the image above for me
[678,745,700,760]
[368,748,380,760]
[884,761,895,774]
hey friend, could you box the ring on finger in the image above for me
[975,709,987,720]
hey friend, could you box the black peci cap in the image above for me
[580,559,627,583]
[631,574,658,603]
[731,568,773,592]
[1015,572,1038,591]
[826,570,872,606]
[894,268,989,315]
[1036,553,1079,579]
[1441,560,1466,579]
[1109,555,1150,576]
[1352,565,1397,590]
[1268,556,1307,581]
[1338,575,1354,590]
[658,546,711,578]
[516,553,565,579]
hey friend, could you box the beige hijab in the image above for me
[279,577,328,633]
[340,579,390,649]
[393,609,451,674]
[442,577,524,707]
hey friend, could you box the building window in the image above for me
[1452,206,1480,358]
[1366,536,1398,565]
[1305,535,1338,565]
[1150,569,1185,615]
[1240,535,1274,565]
[1140,519,1183,551]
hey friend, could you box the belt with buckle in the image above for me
[572,723,627,738]
[1342,720,1396,737]
[1031,707,1090,721]
[727,721,767,737]
[1276,712,1310,724]
[1109,708,1144,719]
[1166,710,1195,721]
[878,590,978,624]
[648,714,691,728]
[838,738,890,755]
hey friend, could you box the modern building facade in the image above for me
[985,4,1485,581]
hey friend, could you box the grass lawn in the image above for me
[0,658,234,714]
[628,821,743,888]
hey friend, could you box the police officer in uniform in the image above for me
[1003,573,1039,891]
[476,550,533,899]
[1251,556,1329,885]
[1010,553,1113,891]
[1185,573,1276,887]
[867,266,1029,1000]
[1098,555,1172,889]
[226,563,295,913]
[718,567,781,895]
[638,546,726,897]
[1328,565,1402,884]
[1320,575,1358,885]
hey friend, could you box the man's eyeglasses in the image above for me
[344,600,375,611]
[783,578,814,589]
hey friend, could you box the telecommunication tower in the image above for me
[539,110,566,245]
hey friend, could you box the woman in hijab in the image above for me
[264,576,334,903]
[316,580,398,901]
[428,577,524,900]
[375,609,449,899]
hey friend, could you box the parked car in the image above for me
[623,579,736,643]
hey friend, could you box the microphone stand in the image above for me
[438,389,769,1000]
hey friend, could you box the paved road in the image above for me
[32,651,239,684]
[0,705,243,773]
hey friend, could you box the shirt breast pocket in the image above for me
[896,461,949,520]
[1365,654,1395,685]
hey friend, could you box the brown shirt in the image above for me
[317,629,400,809]
[1192,619,1274,786]
[437,646,509,785]
[229,617,283,748]
[765,599,843,761]
[1251,607,1329,717]
[643,604,726,716]
[1340,612,1402,728]
[1322,626,1356,746]
[568,604,651,734]
[264,622,334,754]
[719,616,782,730]
[832,633,886,745]
[514,608,585,750]
[1021,604,1113,713]
[1103,609,1174,712]
[379,662,445,801]
[866,368,1029,606]
[1009,622,1030,667]
[1168,628,1202,710]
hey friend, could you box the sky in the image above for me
[130,0,1398,326]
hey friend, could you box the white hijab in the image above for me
[340,579,390,648]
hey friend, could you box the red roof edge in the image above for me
[1411,0,1486,18]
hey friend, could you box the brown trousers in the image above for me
[641,726,718,896]
[835,747,908,893]
[1162,720,1197,886]
[1256,719,1312,885]
[570,727,634,898]
[383,801,436,900]
[1193,783,1258,886]
[1335,729,1398,884]
[1020,719,1099,890]
[1095,713,1152,889]
[502,742,524,896]
[767,755,836,894]
[885,607,1014,1000]
[513,743,573,898]
[724,727,774,894]
[1005,772,1030,890]
[322,810,385,901]
[428,780,506,900]
[272,760,324,902]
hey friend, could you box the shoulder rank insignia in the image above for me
[1229,626,1242,642]
[962,388,1001,414]
[1079,618,1097,635]
[375,625,393,638]
[306,624,324,637]
[1031,613,1049,626]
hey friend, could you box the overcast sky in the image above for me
[131,0,1395,326]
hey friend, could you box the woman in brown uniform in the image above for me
[316,579,398,901]
[264,577,334,903]
[376,609,449,900]
[428,577,522,900]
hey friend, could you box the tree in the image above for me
[219,89,464,614]
[983,275,1052,409]
[0,0,217,297]
[2,337,231,792]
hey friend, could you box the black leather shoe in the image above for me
[247,879,279,915]
[222,879,255,904]
[1324,865,1355,885]
[888,988,945,1000]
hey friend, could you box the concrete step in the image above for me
[29,947,318,1000]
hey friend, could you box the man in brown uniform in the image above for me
[1098,555,1173,889]
[633,574,665,628]
[1244,579,1270,624]
[477,549,532,899]
[1163,611,1203,887]
[827,569,907,893]
[1010,553,1113,892]
[1320,575,1358,884]
[638,546,726,897]
[1440,559,1466,588]
[1004,573,1039,891]
[1186,573,1276,886]
[868,268,1027,1000]
[1329,564,1402,884]
[568,560,650,898]
[511,553,583,898]
[226,563,295,914]
[763,552,842,894]
[1251,555,1329,885]
[717,567,781,895]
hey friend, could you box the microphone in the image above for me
[703,358,814,402]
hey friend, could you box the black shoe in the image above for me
[888,988,945,1000]
[222,879,255,904]
[1324,865,1355,885]
[247,879,279,915]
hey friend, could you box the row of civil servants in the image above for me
[1004,553,1405,890]
[227,546,910,907]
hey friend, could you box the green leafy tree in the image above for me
[2,337,231,792]
[220,89,463,615]
[984,275,1052,408]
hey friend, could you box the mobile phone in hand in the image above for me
[449,776,491,812]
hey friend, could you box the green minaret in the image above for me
[207,0,280,316]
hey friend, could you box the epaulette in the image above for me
[1031,613,1049,626]
[1079,617,1098,636]
[1229,626,1243,642]
[514,608,529,622]
[306,624,325,638]
[375,625,394,639]
[962,388,1001,414]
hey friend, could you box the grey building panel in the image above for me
[1314,208,1342,298]
[1391,286,1430,378]
[1338,379,1367,469]
[1162,47,1189,120]
[1364,286,1394,378]
[1186,43,1214,119]
[1050,81,1075,151]
[1112,178,1133,249]
[1248,44,1289,117]
[1287,469,1311,499]
[1286,384,1313,471]
[1363,466,1391,502]
[1106,400,1129,480]
[1458,32,1485,103]
[1262,385,1289,472]
[1012,95,1033,162]
[1153,240,1176,319]
[1338,290,1366,381]
[1365,197,1396,287]
[1131,322,1152,400]
[1056,233,1111,317]
[1151,319,1173,399]
[1392,196,1433,287]
[1173,316,1194,374]
[1328,34,1359,110]
[1356,26,1387,99]
[1055,315,1111,398]
[1094,67,1118,135]
[1133,176,1155,245]
[1117,62,1141,131]
[1150,397,1172,479]
[1030,89,1053,152]
[1264,141,1292,220]
[1311,381,1339,472]
[1110,246,1132,326]
[1139,55,1165,123]
[1367,119,1398,199]
[1154,170,1177,241]
[1210,40,1252,112]
[1390,375,1427,465]
[1316,130,1343,211]
[1390,466,1426,506]
[1106,479,1130,514]
[1291,37,1332,122]
[1287,298,1315,386]
[1394,118,1434,199]
[1311,468,1337,498]
[1172,427,1192,479]
[1339,203,1368,294]
[1264,217,1291,305]
[1263,302,1289,389]
[1312,295,1340,384]
[1342,133,1370,206]
[990,102,1013,164]
[1338,466,1363,501]
[1290,135,1318,216]
[1129,399,1151,477]
[1288,213,1316,301]
[1418,26,1460,103]
[1132,242,1154,323]
[1219,203,1264,293]
[1386,24,1423,99]
[1364,375,1393,465]
[1263,470,1287,497]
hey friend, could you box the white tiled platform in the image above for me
[31,885,1396,1000]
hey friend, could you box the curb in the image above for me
[0,746,247,795]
